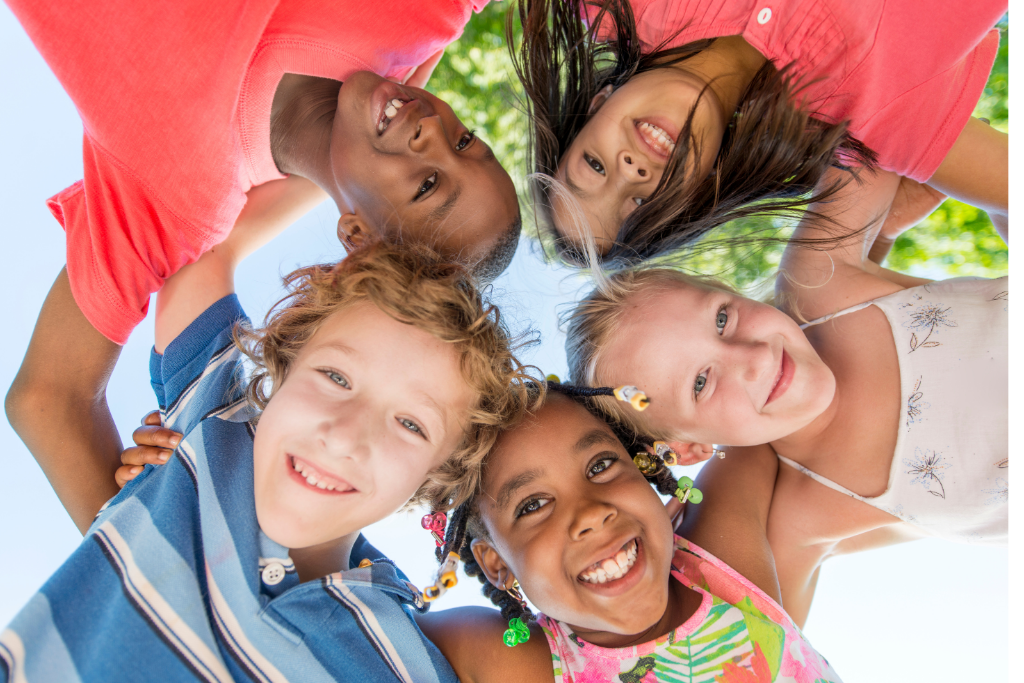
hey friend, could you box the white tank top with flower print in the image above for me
[780,276,1008,545]
[539,535,842,683]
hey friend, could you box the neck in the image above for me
[568,576,702,648]
[290,532,359,583]
[270,73,342,188]
[668,35,767,127]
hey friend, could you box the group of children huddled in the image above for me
[0,0,1007,680]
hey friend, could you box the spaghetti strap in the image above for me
[776,454,870,503]
[799,300,876,330]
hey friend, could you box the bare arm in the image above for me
[675,443,782,604]
[415,607,552,683]
[6,175,326,531]
[5,268,124,533]
[928,117,1008,238]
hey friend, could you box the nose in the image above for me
[408,111,447,154]
[617,149,651,184]
[727,338,775,383]
[318,404,375,464]
[568,498,617,541]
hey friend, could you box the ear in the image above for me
[337,213,371,251]
[470,537,516,590]
[663,441,715,466]
[587,84,614,117]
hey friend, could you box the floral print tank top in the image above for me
[782,276,1008,545]
[539,536,841,683]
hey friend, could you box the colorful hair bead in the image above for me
[652,441,678,466]
[675,476,703,505]
[632,452,658,476]
[545,374,561,383]
[422,551,460,602]
[421,511,447,547]
[503,617,531,647]
[612,385,650,411]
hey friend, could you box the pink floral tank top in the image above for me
[539,536,841,683]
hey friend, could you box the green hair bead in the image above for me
[503,617,531,647]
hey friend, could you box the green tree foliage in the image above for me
[429,7,1007,289]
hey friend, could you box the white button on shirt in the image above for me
[262,562,286,586]
[757,7,772,24]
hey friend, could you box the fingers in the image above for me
[115,464,144,489]
[132,424,181,449]
[122,445,172,467]
[141,410,162,426]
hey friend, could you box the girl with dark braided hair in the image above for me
[413,384,842,682]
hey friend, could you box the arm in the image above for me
[675,444,782,604]
[928,116,1008,240]
[415,607,552,683]
[6,175,325,531]
[867,176,948,265]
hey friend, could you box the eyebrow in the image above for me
[496,468,543,511]
[427,186,462,222]
[574,428,620,453]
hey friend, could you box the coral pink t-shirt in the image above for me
[8,0,488,344]
[589,0,1003,182]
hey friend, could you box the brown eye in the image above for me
[584,153,605,175]
[456,131,476,151]
[417,172,437,199]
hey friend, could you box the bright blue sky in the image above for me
[0,5,1009,681]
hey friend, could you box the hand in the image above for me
[114,411,182,488]
[400,49,445,89]
[869,176,946,263]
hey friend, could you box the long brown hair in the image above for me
[508,0,876,270]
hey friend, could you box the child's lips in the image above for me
[765,349,794,407]
[287,455,357,495]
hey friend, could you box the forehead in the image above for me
[484,396,620,488]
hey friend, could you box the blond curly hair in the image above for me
[233,240,541,510]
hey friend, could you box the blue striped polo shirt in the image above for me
[0,295,457,683]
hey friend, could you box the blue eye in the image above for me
[716,308,728,333]
[398,418,424,436]
[323,371,351,389]
[694,372,707,395]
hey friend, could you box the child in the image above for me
[7,0,520,347]
[511,0,1006,267]
[0,222,536,679]
[562,167,1007,625]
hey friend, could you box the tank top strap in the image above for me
[776,454,871,503]
[798,300,876,330]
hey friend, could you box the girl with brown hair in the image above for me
[511,0,1006,269]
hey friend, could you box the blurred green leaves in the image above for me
[429,5,1007,288]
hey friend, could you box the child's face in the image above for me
[331,71,519,264]
[252,301,474,549]
[602,282,835,446]
[552,68,726,251]
[473,394,677,638]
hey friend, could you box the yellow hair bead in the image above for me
[358,558,373,569]
[613,385,650,411]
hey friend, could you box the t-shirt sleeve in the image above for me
[48,136,226,345]
[149,294,250,437]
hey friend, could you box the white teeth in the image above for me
[378,99,407,134]
[306,474,317,485]
[316,481,326,489]
[637,122,676,155]
[385,105,397,118]
[579,540,639,584]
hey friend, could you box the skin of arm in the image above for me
[415,606,553,683]
[674,443,783,604]
[927,116,1008,240]
[5,175,326,532]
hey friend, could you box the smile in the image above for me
[765,349,794,407]
[579,539,638,584]
[377,98,410,135]
[635,120,676,158]
[288,455,356,494]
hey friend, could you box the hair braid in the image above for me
[456,506,535,624]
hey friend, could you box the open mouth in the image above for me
[377,97,411,135]
[578,539,638,584]
[288,455,356,494]
[634,120,676,158]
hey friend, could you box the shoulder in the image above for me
[416,607,553,683]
